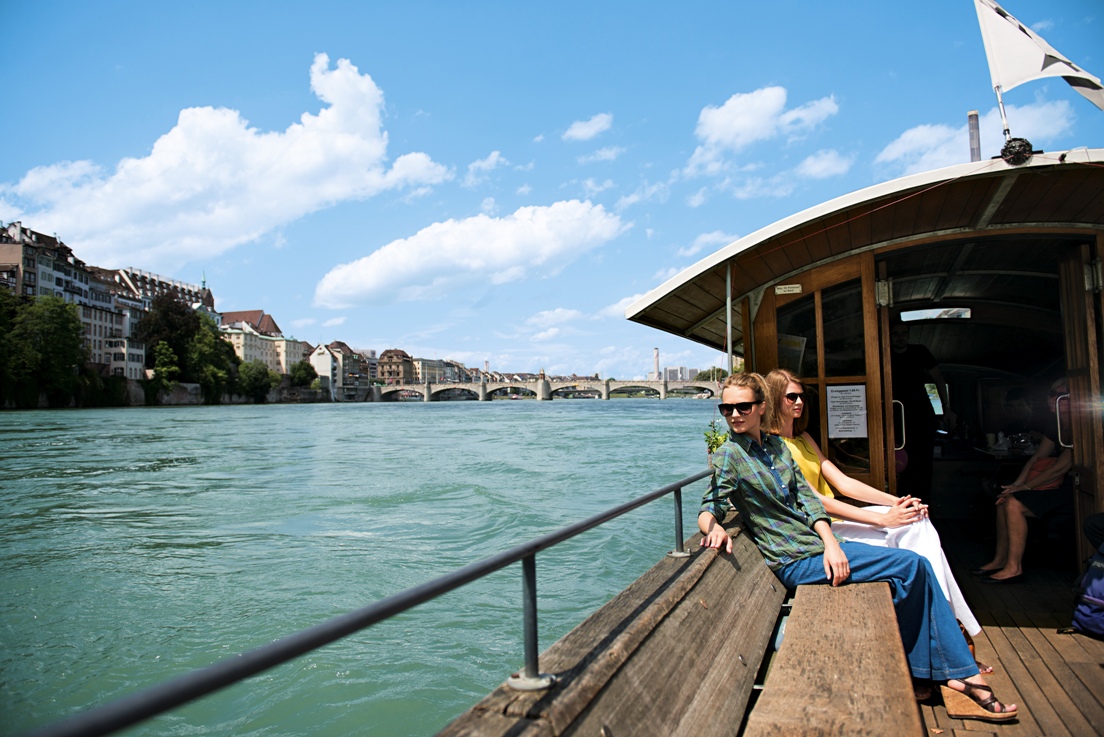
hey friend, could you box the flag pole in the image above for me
[994,84,1012,143]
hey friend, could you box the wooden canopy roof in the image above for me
[626,148,1104,359]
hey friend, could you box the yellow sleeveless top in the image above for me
[782,435,835,500]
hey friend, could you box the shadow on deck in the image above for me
[930,516,1104,736]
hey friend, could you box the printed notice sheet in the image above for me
[827,385,867,439]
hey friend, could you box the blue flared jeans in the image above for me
[775,541,978,681]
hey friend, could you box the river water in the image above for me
[0,399,715,736]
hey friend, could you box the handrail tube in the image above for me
[24,468,713,737]
[673,487,685,553]
[1054,393,1072,448]
[521,555,539,678]
[892,400,906,451]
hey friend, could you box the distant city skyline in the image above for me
[2,1,1102,379]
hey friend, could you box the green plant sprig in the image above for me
[705,419,728,453]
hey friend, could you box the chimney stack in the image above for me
[968,110,981,162]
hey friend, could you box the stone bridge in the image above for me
[366,379,721,402]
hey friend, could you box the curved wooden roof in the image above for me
[626,148,1104,355]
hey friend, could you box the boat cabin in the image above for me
[628,148,1104,564]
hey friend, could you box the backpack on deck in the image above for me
[1062,545,1104,640]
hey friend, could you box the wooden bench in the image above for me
[437,526,783,737]
[744,583,924,737]
[437,521,921,737]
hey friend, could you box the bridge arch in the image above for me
[429,386,480,401]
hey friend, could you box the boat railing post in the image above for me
[668,486,690,558]
[506,554,555,690]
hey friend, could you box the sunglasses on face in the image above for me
[784,392,805,402]
[718,401,763,416]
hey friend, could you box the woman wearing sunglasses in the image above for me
[765,368,985,669]
[698,373,1015,722]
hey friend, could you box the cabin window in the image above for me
[822,279,865,377]
[776,292,817,378]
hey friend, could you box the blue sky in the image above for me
[2,1,1101,379]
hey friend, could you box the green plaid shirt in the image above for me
[701,431,838,571]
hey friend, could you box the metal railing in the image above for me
[23,468,713,737]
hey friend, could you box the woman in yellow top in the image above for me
[765,369,983,648]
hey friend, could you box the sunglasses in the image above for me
[784,392,805,402]
[718,401,763,416]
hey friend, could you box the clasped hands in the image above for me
[881,495,928,527]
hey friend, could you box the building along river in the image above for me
[0,399,714,737]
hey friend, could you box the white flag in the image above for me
[974,0,1104,112]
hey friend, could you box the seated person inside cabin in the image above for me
[699,373,1016,722]
[974,377,1074,584]
[765,368,988,671]
[999,386,1039,439]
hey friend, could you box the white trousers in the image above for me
[831,507,981,636]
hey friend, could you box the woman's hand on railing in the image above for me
[700,526,733,554]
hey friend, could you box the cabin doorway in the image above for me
[875,235,1103,564]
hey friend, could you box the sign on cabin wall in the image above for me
[827,385,867,438]
[775,284,802,295]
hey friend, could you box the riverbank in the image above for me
[1,380,331,409]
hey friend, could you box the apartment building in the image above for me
[1,224,150,379]
[662,366,699,381]
[356,349,378,381]
[309,341,362,400]
[378,348,414,384]
[412,357,446,383]
[220,310,310,374]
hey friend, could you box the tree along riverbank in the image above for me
[1,380,331,409]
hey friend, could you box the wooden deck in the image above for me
[927,519,1104,736]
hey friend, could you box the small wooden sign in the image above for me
[774,284,802,295]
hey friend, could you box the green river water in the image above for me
[0,399,714,736]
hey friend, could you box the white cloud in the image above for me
[516,184,532,196]
[652,266,680,281]
[582,178,614,197]
[577,146,625,164]
[481,197,497,214]
[527,308,584,328]
[531,327,561,342]
[677,230,737,258]
[563,113,613,141]
[291,318,317,328]
[874,100,1074,176]
[685,87,839,176]
[322,316,346,327]
[597,293,646,319]
[686,187,709,208]
[616,180,669,210]
[0,53,451,272]
[463,150,510,188]
[795,149,853,179]
[731,175,796,199]
[314,200,629,308]
[1031,19,1054,32]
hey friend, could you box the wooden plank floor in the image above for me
[925,519,1104,736]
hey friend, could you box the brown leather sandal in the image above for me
[941,680,1017,723]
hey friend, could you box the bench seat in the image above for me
[743,583,924,737]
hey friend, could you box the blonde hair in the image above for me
[765,368,809,436]
[722,372,774,434]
